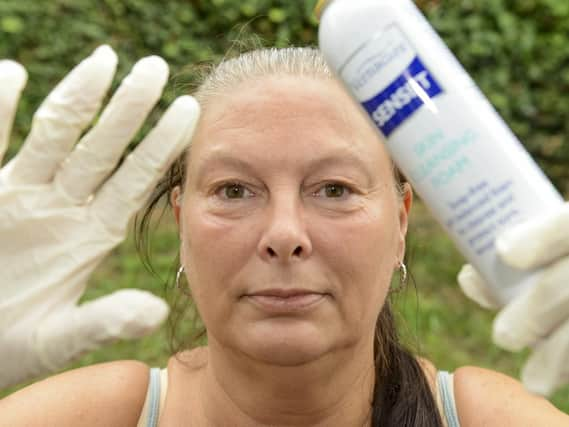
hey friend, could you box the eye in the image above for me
[216,182,254,200]
[314,183,351,199]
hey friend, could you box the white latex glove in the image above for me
[458,204,569,396]
[0,45,200,389]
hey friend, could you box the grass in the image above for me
[2,199,568,413]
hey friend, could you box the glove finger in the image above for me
[521,319,569,397]
[493,256,569,351]
[34,289,169,372]
[457,264,502,310]
[4,45,117,185]
[91,95,199,235]
[0,60,27,164]
[496,203,569,269]
[54,55,169,204]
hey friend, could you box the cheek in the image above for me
[313,204,399,319]
[180,205,257,304]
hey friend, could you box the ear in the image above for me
[171,186,182,228]
[397,183,413,263]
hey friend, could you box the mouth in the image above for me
[243,289,329,313]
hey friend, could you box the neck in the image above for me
[197,338,376,427]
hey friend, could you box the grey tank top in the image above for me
[139,367,461,427]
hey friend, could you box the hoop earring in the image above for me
[176,265,191,296]
[399,261,407,285]
[391,261,407,293]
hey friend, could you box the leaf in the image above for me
[1,16,23,34]
[268,7,286,23]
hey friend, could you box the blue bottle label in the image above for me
[361,56,443,136]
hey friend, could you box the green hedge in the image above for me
[1,0,568,192]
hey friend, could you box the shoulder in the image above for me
[453,366,569,426]
[0,360,150,427]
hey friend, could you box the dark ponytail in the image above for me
[371,301,444,426]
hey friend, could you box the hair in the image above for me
[136,47,444,427]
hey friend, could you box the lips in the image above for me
[244,289,328,313]
[247,289,323,298]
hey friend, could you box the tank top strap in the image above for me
[137,367,167,427]
[437,370,461,427]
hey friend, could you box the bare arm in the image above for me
[454,366,569,426]
[0,360,149,426]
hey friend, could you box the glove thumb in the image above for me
[457,264,501,310]
[520,317,569,397]
[35,289,169,372]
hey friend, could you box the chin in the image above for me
[251,344,328,367]
[237,318,338,366]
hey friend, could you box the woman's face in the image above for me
[174,75,411,365]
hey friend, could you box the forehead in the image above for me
[189,75,390,172]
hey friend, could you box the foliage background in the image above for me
[1,0,568,412]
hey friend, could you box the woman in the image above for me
[1,47,567,427]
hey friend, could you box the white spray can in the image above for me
[316,0,563,305]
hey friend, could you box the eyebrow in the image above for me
[194,148,376,184]
[194,154,255,180]
[307,152,372,175]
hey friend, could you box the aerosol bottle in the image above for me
[316,0,563,305]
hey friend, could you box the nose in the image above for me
[257,194,312,264]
